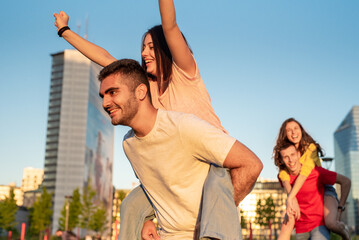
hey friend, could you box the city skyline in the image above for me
[0,0,358,189]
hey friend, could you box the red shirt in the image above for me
[289,167,336,233]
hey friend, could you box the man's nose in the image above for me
[102,95,111,109]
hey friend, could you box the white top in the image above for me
[149,60,226,133]
[123,109,236,239]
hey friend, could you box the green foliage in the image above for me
[0,188,18,232]
[79,184,96,232]
[58,188,82,231]
[240,208,247,229]
[330,232,342,240]
[54,183,111,238]
[117,190,127,202]
[112,190,127,222]
[255,196,276,227]
[58,204,67,231]
[29,187,53,237]
[89,205,108,235]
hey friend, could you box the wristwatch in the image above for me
[338,205,346,211]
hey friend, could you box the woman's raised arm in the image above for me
[158,0,196,76]
[54,11,116,67]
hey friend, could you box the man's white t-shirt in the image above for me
[123,109,236,239]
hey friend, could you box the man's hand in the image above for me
[53,11,69,31]
[142,220,160,240]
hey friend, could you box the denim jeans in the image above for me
[324,184,339,202]
[118,165,242,240]
[118,185,154,240]
[296,226,330,240]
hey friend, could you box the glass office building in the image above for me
[43,50,114,234]
[334,106,359,233]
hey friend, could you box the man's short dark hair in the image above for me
[99,59,152,101]
[274,140,297,171]
[277,140,296,154]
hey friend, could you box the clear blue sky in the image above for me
[0,0,358,189]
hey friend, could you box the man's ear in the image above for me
[136,84,148,101]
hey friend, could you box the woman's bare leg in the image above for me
[323,195,349,240]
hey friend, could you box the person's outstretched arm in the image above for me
[54,11,116,67]
[223,141,263,205]
[158,0,196,76]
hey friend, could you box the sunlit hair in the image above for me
[273,139,296,171]
[141,25,192,93]
[98,59,152,102]
[273,118,324,170]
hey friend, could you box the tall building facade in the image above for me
[334,106,359,233]
[43,50,114,234]
[21,167,44,192]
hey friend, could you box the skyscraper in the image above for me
[334,106,359,233]
[43,50,114,234]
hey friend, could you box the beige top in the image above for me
[123,109,236,239]
[149,60,226,133]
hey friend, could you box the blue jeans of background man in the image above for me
[118,164,242,240]
[296,226,330,240]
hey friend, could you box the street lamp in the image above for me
[65,195,72,232]
[322,157,333,170]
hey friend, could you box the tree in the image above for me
[79,183,96,235]
[117,190,127,203]
[58,188,82,231]
[255,196,276,240]
[89,205,108,239]
[0,188,18,233]
[112,190,127,223]
[255,196,276,227]
[29,187,53,240]
[240,208,247,229]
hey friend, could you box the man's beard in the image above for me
[112,95,139,126]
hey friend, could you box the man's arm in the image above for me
[336,173,351,218]
[223,141,263,205]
